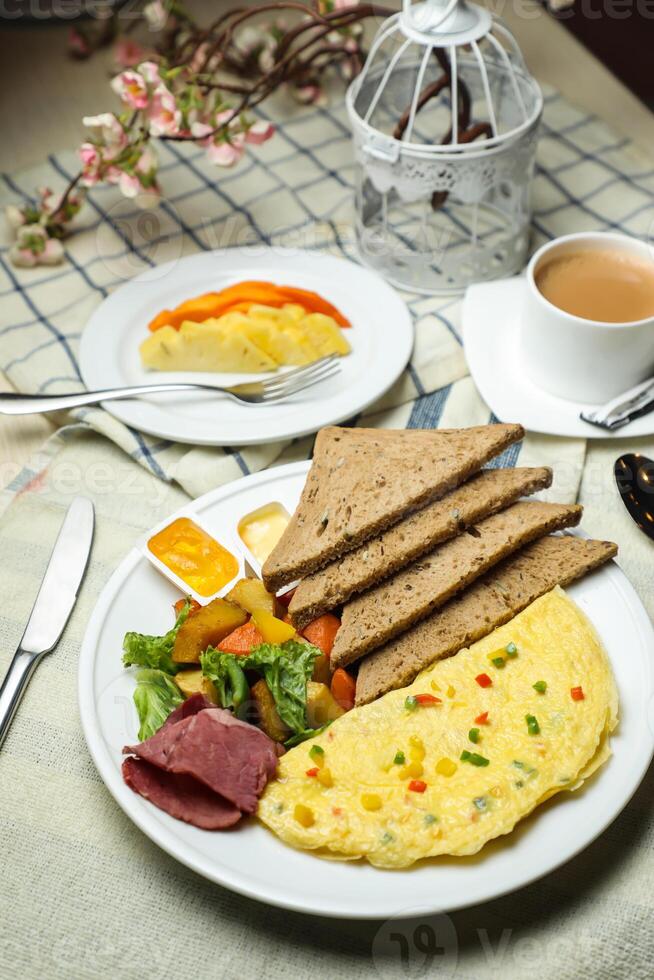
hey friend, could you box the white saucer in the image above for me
[462,278,654,439]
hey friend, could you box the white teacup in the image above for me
[521,232,654,404]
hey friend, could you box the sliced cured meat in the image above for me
[161,692,215,730]
[122,756,241,830]
[124,707,280,814]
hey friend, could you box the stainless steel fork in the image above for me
[0,356,342,415]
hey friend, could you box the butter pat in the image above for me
[238,502,290,565]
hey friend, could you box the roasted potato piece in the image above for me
[172,598,247,663]
[251,678,289,742]
[306,681,345,728]
[174,669,219,704]
[311,652,331,686]
[226,577,275,616]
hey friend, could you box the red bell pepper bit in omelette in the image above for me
[475,673,493,688]
[408,780,427,793]
[475,711,489,725]
[305,768,319,778]
[571,686,585,701]
[414,694,442,706]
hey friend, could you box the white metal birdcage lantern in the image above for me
[346,0,543,294]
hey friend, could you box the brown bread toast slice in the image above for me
[354,535,617,705]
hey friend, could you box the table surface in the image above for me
[1,1,654,478]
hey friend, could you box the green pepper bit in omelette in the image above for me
[461,750,490,767]
[468,727,481,743]
[533,680,547,694]
[393,750,406,765]
[526,714,541,735]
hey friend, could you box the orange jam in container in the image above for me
[147,517,238,597]
[238,502,290,565]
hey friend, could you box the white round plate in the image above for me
[79,249,413,446]
[463,278,654,439]
[79,462,654,919]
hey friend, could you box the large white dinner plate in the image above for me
[79,249,413,446]
[79,462,654,919]
[463,278,654,439]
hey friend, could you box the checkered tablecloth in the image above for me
[1,85,654,980]
[3,85,654,503]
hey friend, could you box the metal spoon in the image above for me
[614,453,654,542]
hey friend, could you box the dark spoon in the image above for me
[614,453,654,542]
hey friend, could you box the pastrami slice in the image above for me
[124,706,280,814]
[122,756,242,830]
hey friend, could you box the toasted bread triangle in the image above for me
[354,535,617,705]
[288,466,553,628]
[262,423,524,591]
[330,500,583,668]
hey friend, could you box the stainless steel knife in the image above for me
[0,496,94,748]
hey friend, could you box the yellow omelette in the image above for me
[257,588,618,868]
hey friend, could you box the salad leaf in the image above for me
[122,599,191,675]
[132,669,184,741]
[201,639,320,735]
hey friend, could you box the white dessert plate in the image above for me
[463,278,654,439]
[79,249,413,446]
[79,461,654,919]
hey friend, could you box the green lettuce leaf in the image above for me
[122,599,191,675]
[132,669,184,741]
[201,639,320,735]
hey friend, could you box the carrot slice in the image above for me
[331,667,356,711]
[217,619,265,656]
[301,614,341,658]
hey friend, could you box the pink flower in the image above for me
[82,113,127,160]
[78,142,103,186]
[114,38,147,68]
[207,136,245,167]
[138,60,163,86]
[118,172,141,198]
[135,145,158,176]
[9,226,64,267]
[143,0,167,31]
[147,86,181,136]
[245,120,275,145]
[190,121,214,143]
[111,70,149,110]
[292,84,327,106]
